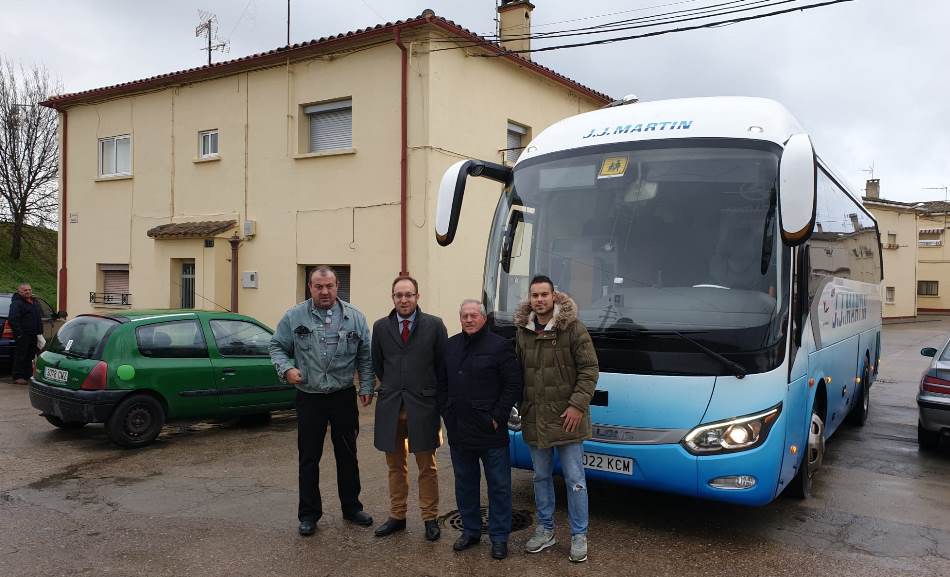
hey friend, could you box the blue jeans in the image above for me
[450,445,512,543]
[529,442,588,536]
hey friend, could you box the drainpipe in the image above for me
[394,27,409,276]
[229,233,240,312]
[58,110,68,313]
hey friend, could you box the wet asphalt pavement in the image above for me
[1,319,949,577]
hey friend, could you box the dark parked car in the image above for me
[0,293,65,371]
[918,341,950,450]
[29,310,294,448]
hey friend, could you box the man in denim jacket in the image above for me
[269,265,376,536]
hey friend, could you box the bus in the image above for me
[434,96,882,505]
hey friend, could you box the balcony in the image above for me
[883,243,899,250]
[919,239,943,248]
[89,292,131,306]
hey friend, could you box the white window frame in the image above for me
[305,99,352,153]
[506,121,528,165]
[885,286,895,304]
[98,134,132,177]
[199,129,219,158]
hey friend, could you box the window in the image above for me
[918,281,939,296]
[885,286,895,304]
[99,135,131,177]
[304,265,351,302]
[181,261,195,309]
[506,122,528,164]
[199,129,218,158]
[136,320,208,358]
[306,99,352,152]
[48,316,119,360]
[210,319,271,356]
[887,233,897,245]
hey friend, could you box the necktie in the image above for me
[401,319,410,344]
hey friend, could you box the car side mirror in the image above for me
[435,159,511,247]
[921,347,938,357]
[778,133,817,246]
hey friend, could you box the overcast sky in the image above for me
[2,0,946,202]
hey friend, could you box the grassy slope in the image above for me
[0,223,57,305]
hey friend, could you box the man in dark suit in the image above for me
[9,283,43,385]
[439,299,523,560]
[371,275,447,541]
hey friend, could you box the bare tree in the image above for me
[0,59,59,260]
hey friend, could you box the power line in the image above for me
[433,0,854,55]
[527,0,706,30]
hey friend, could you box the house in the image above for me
[41,2,611,327]
[862,179,919,320]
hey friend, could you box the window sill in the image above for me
[95,174,133,182]
[293,147,356,160]
[193,155,221,164]
[918,295,940,298]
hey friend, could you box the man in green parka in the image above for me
[514,275,598,563]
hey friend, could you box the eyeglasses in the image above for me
[392,292,417,300]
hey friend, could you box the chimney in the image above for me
[865,178,880,199]
[498,1,534,59]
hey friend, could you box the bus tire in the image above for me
[847,362,870,427]
[107,394,165,449]
[789,404,825,498]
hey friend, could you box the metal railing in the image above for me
[918,240,943,247]
[89,292,131,306]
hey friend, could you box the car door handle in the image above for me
[221,368,237,376]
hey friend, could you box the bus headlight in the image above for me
[508,406,522,432]
[682,403,782,455]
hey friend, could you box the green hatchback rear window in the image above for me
[48,316,119,359]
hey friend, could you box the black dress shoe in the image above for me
[298,520,316,536]
[343,510,374,527]
[453,533,481,552]
[374,517,406,536]
[491,541,508,560]
[424,519,441,541]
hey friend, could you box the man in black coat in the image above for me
[371,275,448,541]
[9,283,43,384]
[439,299,523,560]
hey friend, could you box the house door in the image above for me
[181,261,196,309]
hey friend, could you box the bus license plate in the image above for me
[44,367,68,383]
[583,452,633,475]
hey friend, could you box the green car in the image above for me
[29,310,294,448]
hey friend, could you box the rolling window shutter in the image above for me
[335,266,351,302]
[103,270,129,294]
[506,122,526,163]
[308,101,352,152]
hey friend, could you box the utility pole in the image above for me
[287,0,291,45]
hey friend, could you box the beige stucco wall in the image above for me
[867,205,918,318]
[916,213,950,311]
[59,30,606,330]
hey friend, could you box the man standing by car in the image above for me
[440,299,522,560]
[269,266,375,536]
[9,283,43,385]
[514,275,598,563]
[371,276,447,542]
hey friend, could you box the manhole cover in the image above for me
[438,508,533,533]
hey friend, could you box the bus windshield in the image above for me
[485,140,789,375]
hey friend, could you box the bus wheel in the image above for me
[790,406,825,498]
[847,363,871,427]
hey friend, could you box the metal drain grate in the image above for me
[438,508,533,534]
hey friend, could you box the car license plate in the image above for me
[44,367,68,383]
[583,452,633,475]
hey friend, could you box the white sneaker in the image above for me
[524,526,556,553]
[569,534,588,562]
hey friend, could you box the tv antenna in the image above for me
[860,162,875,180]
[196,10,230,65]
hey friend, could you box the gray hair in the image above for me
[308,265,337,284]
[459,299,487,317]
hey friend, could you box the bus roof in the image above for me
[519,96,804,163]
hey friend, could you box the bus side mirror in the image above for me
[435,159,511,247]
[778,133,817,246]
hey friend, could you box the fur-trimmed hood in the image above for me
[513,292,578,331]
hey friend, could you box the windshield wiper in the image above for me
[589,327,747,379]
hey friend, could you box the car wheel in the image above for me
[44,415,87,430]
[106,394,165,448]
[237,412,272,427]
[847,363,871,427]
[918,422,941,451]
[789,404,825,498]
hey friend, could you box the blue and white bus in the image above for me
[435,97,882,505]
